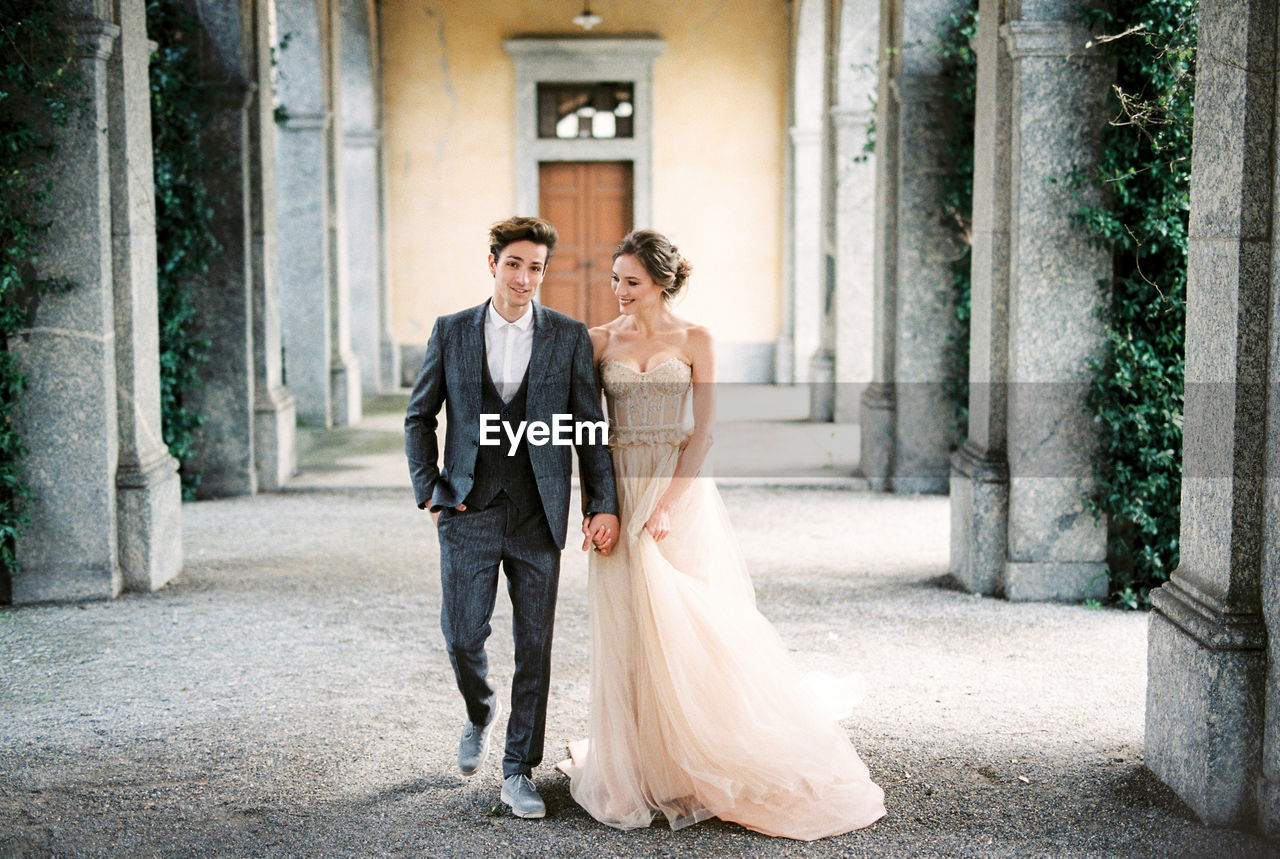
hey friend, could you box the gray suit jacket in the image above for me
[404,300,619,549]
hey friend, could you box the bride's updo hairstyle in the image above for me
[613,229,692,302]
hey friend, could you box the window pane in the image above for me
[537,82,635,139]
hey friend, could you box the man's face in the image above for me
[489,240,549,321]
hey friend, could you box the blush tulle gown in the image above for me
[557,358,886,841]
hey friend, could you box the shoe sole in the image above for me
[459,699,500,778]
[500,785,546,819]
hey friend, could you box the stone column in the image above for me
[340,0,391,396]
[1147,0,1274,829]
[861,0,962,494]
[11,6,121,602]
[783,0,826,386]
[950,0,1011,595]
[186,0,257,497]
[999,9,1111,601]
[809,0,840,422]
[108,0,182,589]
[249,0,297,490]
[830,0,878,424]
[276,0,333,425]
[325,0,361,425]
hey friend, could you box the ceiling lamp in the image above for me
[573,2,603,31]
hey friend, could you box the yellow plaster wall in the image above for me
[381,0,788,350]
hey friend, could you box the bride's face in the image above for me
[611,254,662,315]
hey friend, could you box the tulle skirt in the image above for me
[558,440,886,841]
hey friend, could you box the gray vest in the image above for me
[465,357,541,514]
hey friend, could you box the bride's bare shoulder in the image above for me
[588,320,620,359]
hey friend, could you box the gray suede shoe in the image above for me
[500,773,546,819]
[457,697,500,777]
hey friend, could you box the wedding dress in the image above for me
[557,357,886,841]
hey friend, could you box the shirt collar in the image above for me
[487,300,534,331]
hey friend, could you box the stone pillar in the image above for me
[950,0,1011,595]
[275,0,333,425]
[186,1,257,497]
[809,0,839,422]
[861,0,961,493]
[249,0,297,490]
[340,0,392,396]
[1146,0,1274,830]
[998,10,1111,600]
[108,0,182,589]
[326,0,361,425]
[11,6,121,602]
[783,0,826,386]
[830,0,878,424]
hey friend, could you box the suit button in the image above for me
[466,473,473,480]
[472,439,479,447]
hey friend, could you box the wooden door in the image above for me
[538,161,633,329]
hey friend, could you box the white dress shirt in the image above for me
[485,301,534,403]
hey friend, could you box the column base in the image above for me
[859,382,895,490]
[808,350,834,422]
[1146,579,1265,826]
[330,351,362,427]
[116,448,182,592]
[10,565,120,605]
[255,384,297,491]
[950,440,1008,595]
[1004,561,1107,602]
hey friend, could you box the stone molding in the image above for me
[1000,20,1095,59]
[789,126,822,146]
[829,106,874,128]
[1152,578,1268,652]
[343,128,381,146]
[115,446,179,489]
[950,439,1008,483]
[71,19,120,60]
[504,36,664,226]
[861,380,896,410]
[280,112,330,131]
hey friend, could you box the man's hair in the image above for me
[488,216,557,260]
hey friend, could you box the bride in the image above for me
[557,229,886,841]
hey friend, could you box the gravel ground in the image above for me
[0,486,1272,858]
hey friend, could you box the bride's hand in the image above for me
[644,504,671,542]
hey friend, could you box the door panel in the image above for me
[538,161,633,328]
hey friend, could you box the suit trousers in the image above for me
[436,492,561,778]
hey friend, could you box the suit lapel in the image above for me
[526,303,558,408]
[458,302,487,406]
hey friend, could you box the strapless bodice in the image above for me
[599,358,693,447]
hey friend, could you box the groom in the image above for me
[405,215,620,819]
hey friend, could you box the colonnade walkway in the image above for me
[0,396,1271,856]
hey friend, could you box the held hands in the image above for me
[582,513,620,555]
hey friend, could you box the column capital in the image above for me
[829,106,874,128]
[789,125,822,146]
[1000,20,1096,59]
[70,19,120,61]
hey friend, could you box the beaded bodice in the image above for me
[599,358,693,447]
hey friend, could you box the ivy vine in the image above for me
[0,5,83,596]
[1075,0,1195,609]
[936,1,978,449]
[148,0,215,499]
